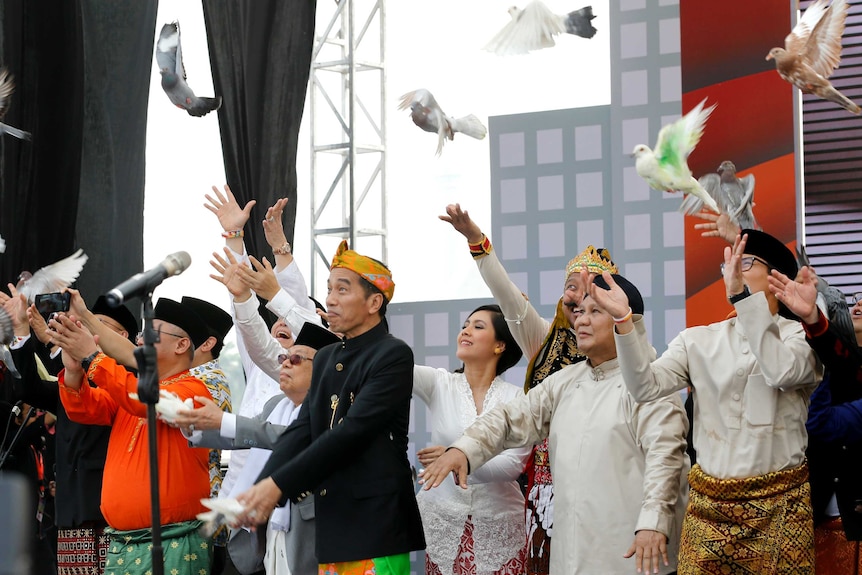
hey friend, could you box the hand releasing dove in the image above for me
[197,497,247,536]
[155,22,222,117]
[767,0,860,115]
[0,67,31,141]
[632,98,720,214]
[398,89,487,156]
[128,389,194,423]
[16,249,88,305]
[796,245,855,346]
[484,2,596,56]
[682,161,758,228]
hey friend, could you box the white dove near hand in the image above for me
[484,2,597,56]
[197,497,247,536]
[16,249,88,305]
[632,98,719,214]
[398,89,487,156]
[128,389,194,424]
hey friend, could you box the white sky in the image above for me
[144,0,611,309]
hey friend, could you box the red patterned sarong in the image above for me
[57,525,109,575]
[814,516,862,574]
[680,463,814,575]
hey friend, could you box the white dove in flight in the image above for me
[484,2,597,56]
[631,99,720,214]
[16,249,88,304]
[397,89,487,156]
[767,0,859,115]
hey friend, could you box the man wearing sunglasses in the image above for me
[179,321,339,575]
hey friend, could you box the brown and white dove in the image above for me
[766,0,860,115]
[397,89,487,156]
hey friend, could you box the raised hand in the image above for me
[691,209,740,244]
[47,314,97,364]
[205,184,256,232]
[26,305,53,345]
[587,270,631,319]
[236,255,280,301]
[439,204,484,244]
[723,233,748,298]
[0,283,28,335]
[262,198,290,249]
[210,248,252,301]
[768,265,819,324]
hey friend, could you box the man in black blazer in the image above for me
[235,240,425,573]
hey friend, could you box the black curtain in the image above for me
[202,0,317,263]
[0,1,156,306]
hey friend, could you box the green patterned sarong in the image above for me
[104,520,211,575]
[319,553,411,575]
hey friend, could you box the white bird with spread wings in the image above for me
[632,99,720,214]
[16,249,88,304]
[398,89,487,156]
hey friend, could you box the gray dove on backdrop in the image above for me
[767,0,860,114]
[796,245,857,348]
[484,2,597,56]
[0,68,31,141]
[397,89,487,156]
[681,161,758,228]
[156,22,222,117]
[16,249,88,305]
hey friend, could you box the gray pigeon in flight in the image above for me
[796,245,856,348]
[484,2,597,56]
[156,22,222,117]
[0,68,31,141]
[398,89,487,156]
[15,249,88,305]
[682,161,758,228]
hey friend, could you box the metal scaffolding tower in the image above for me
[309,0,387,297]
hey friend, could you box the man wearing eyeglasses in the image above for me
[49,298,215,575]
[603,229,823,573]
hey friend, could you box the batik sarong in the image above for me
[320,552,410,575]
[103,520,211,575]
[680,463,814,575]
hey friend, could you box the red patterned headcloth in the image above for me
[330,240,395,302]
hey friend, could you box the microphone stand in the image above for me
[134,292,164,575]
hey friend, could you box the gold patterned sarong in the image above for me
[679,463,814,575]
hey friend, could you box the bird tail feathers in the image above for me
[678,193,705,216]
[565,6,597,38]
[821,85,861,115]
[450,115,487,140]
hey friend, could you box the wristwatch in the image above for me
[81,351,101,372]
[728,285,751,305]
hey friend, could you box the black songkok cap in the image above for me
[293,322,340,351]
[740,229,798,280]
[592,274,645,315]
[181,296,233,343]
[92,295,138,343]
[153,298,210,349]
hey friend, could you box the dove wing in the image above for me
[20,249,88,303]
[397,89,438,112]
[803,0,847,78]
[0,68,14,119]
[653,99,714,179]
[484,1,564,56]
[785,0,828,55]
[174,21,188,80]
[155,23,179,74]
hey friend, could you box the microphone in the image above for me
[105,251,191,307]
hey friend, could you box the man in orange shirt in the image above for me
[50,298,213,575]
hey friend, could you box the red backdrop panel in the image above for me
[681,0,798,327]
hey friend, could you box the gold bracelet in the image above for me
[273,241,292,255]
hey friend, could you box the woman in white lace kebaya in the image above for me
[413,304,531,575]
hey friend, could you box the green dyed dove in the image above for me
[631,98,719,214]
